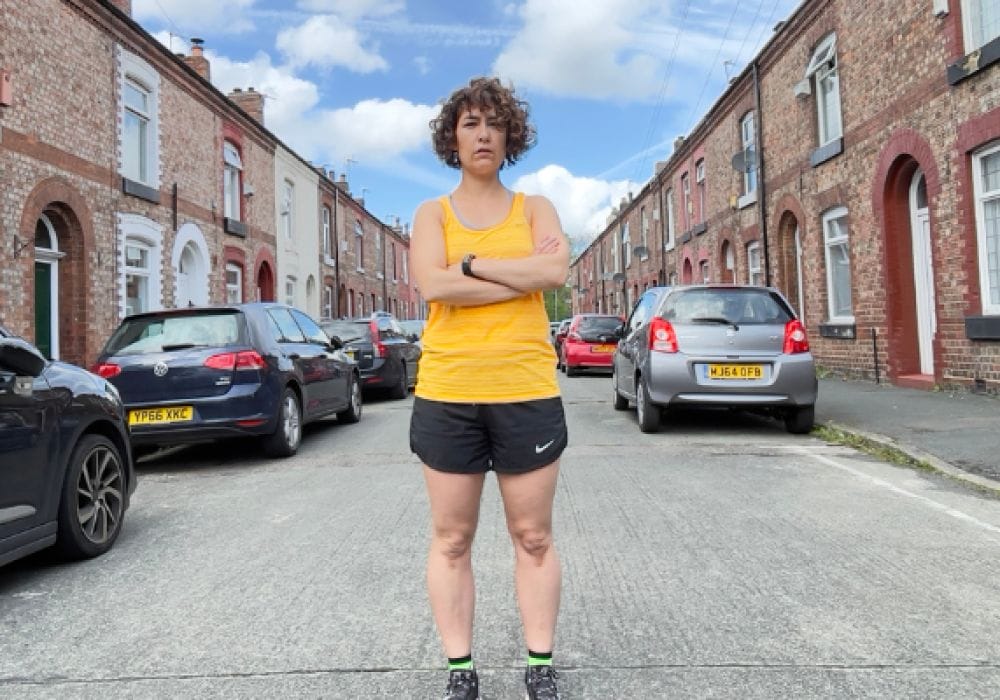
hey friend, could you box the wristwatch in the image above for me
[461,253,477,278]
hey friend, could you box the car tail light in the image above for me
[204,353,236,371]
[370,321,387,358]
[783,319,810,354]
[205,351,266,371]
[92,363,121,379]
[648,317,678,353]
[235,350,266,370]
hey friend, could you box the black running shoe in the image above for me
[442,668,479,700]
[524,665,560,700]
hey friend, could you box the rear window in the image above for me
[104,312,243,355]
[322,321,371,343]
[661,288,792,325]
[577,316,621,334]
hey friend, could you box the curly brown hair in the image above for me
[430,76,536,169]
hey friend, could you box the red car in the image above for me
[560,314,623,376]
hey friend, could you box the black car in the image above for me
[92,303,362,458]
[1,325,136,567]
[322,313,421,399]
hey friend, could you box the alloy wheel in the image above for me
[76,443,124,545]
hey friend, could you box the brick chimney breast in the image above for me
[228,86,265,125]
[183,38,211,81]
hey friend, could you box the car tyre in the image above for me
[636,378,660,433]
[612,368,629,411]
[263,387,302,457]
[784,404,815,434]
[55,434,127,560]
[389,362,409,399]
[338,373,363,424]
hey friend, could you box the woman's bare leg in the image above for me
[424,465,487,657]
[497,460,561,652]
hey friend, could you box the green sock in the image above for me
[448,654,473,671]
[527,649,552,667]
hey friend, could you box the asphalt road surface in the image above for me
[2,373,999,698]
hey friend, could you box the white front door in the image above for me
[909,171,936,375]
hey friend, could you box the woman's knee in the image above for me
[510,525,553,561]
[431,528,476,562]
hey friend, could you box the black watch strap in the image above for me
[461,253,477,278]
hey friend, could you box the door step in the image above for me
[895,373,935,390]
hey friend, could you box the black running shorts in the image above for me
[410,396,568,474]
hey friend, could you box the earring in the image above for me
[450,150,459,166]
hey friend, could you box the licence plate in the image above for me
[708,364,763,380]
[592,344,616,353]
[129,406,193,426]
[345,350,356,359]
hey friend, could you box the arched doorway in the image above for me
[719,240,735,283]
[909,170,936,375]
[776,211,804,320]
[681,258,693,284]
[33,214,66,359]
[173,223,209,307]
[256,261,275,302]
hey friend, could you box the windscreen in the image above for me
[321,321,371,343]
[104,312,243,355]
[661,288,793,325]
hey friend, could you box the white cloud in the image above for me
[512,165,639,246]
[132,0,256,34]
[413,56,431,75]
[276,15,389,72]
[296,0,404,20]
[317,99,439,163]
[493,0,665,100]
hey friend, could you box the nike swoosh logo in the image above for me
[535,439,555,454]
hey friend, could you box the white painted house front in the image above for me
[274,145,321,317]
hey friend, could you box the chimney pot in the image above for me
[183,39,211,80]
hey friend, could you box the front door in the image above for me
[909,171,936,375]
[34,263,52,359]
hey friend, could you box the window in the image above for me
[354,220,364,270]
[747,242,763,286]
[741,112,756,195]
[695,160,706,224]
[640,206,648,249]
[118,48,159,189]
[223,142,242,221]
[323,285,334,319]
[805,33,842,147]
[281,180,294,239]
[123,79,151,184]
[972,143,1000,315]
[700,260,710,284]
[125,241,151,316]
[822,207,853,321]
[226,263,243,303]
[267,308,306,343]
[322,206,333,260]
[290,309,328,345]
[402,252,409,283]
[375,229,383,278]
[622,223,631,269]
[962,0,1000,52]
[391,242,398,281]
[681,173,691,229]
[665,188,675,249]
[722,240,735,283]
[285,276,296,307]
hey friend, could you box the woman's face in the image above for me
[454,105,506,173]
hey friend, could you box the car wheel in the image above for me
[784,404,815,434]
[338,373,363,424]
[263,387,302,457]
[55,434,126,560]
[389,362,408,399]
[636,378,660,433]
[612,368,629,410]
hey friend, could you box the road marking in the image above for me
[795,447,1000,542]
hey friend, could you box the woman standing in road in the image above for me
[409,76,570,700]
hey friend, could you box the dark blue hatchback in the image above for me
[92,303,362,458]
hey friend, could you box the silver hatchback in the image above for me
[612,285,817,434]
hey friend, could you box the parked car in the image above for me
[611,285,817,434]
[552,318,572,368]
[398,319,427,347]
[92,303,361,459]
[1,325,136,567]
[560,314,622,375]
[321,313,421,399]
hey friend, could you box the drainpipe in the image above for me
[333,185,340,317]
[752,60,771,286]
[658,171,667,285]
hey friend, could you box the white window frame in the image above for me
[117,213,163,319]
[323,285,334,319]
[285,276,297,307]
[118,47,160,188]
[281,180,294,239]
[622,223,631,269]
[391,242,398,282]
[972,142,1000,315]
[640,206,648,249]
[700,260,710,284]
[223,142,242,221]
[226,263,243,304]
[962,0,1000,53]
[747,241,763,286]
[322,206,333,262]
[375,228,384,279]
[805,33,842,147]
[741,112,757,196]
[354,220,364,271]
[822,206,854,322]
[665,188,675,250]
[681,173,691,229]
[695,160,706,223]
[403,252,409,283]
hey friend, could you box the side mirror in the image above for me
[614,323,626,339]
[0,338,47,377]
[327,335,344,350]
[406,333,419,343]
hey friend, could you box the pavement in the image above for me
[816,376,1000,490]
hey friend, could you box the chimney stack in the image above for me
[336,173,350,193]
[227,86,265,124]
[183,38,210,81]
[109,0,132,16]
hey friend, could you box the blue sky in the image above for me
[135,0,802,249]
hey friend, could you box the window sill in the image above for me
[377,273,384,280]
[122,177,160,204]
[356,267,365,273]
[224,217,247,237]
[737,191,757,209]
[323,256,336,267]
[947,35,1000,86]
[965,315,1000,340]
[819,321,856,339]
[810,138,843,167]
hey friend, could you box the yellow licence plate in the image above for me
[592,344,616,353]
[708,364,763,380]
[129,406,193,426]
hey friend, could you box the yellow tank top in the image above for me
[415,192,560,403]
